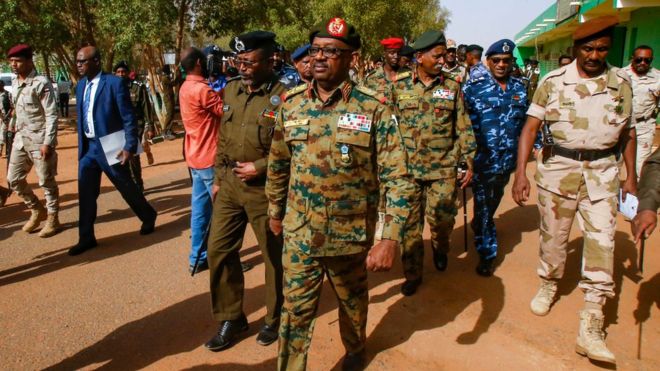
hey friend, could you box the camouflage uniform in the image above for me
[7,69,59,214]
[463,72,528,259]
[467,62,489,84]
[276,64,301,90]
[442,64,467,85]
[621,65,659,178]
[363,66,409,101]
[266,81,413,370]
[527,60,633,305]
[392,70,476,280]
[127,79,153,192]
[0,89,11,152]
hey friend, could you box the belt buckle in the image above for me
[576,151,583,161]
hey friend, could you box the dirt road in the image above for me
[1,123,657,370]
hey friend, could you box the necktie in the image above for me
[83,81,93,135]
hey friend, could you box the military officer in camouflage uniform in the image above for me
[463,39,531,276]
[363,37,408,99]
[204,31,285,352]
[390,30,476,296]
[114,61,155,193]
[512,17,637,364]
[6,44,60,237]
[442,39,467,84]
[266,18,413,371]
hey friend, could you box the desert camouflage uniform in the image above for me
[527,60,633,305]
[266,81,413,371]
[392,69,476,280]
[7,69,59,213]
[621,65,659,178]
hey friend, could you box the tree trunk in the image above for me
[143,46,174,134]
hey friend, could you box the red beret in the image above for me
[380,37,405,50]
[573,16,618,42]
[7,44,33,59]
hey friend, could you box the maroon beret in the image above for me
[573,16,618,42]
[7,44,33,59]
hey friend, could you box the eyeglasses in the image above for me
[490,57,512,65]
[308,46,353,58]
[634,57,653,64]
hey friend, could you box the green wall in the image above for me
[623,8,660,69]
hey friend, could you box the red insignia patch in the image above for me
[326,17,347,37]
[513,95,520,101]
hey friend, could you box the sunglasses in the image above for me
[490,57,512,65]
[634,57,653,64]
[76,58,94,66]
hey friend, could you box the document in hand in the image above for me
[98,130,143,166]
[618,190,639,220]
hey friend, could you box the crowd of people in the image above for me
[0,13,658,371]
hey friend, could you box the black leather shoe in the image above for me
[205,316,248,351]
[341,350,366,371]
[433,249,448,272]
[476,257,495,277]
[189,260,209,274]
[400,278,422,296]
[241,262,254,272]
[68,240,98,256]
[140,215,156,235]
[256,323,279,346]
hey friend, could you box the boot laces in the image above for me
[538,280,556,301]
[586,313,605,341]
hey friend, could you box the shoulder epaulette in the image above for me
[283,83,307,101]
[395,71,412,81]
[614,68,632,84]
[355,84,388,104]
[226,75,241,82]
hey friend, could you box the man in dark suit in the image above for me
[69,46,157,256]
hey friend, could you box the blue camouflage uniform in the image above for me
[468,62,490,84]
[463,41,529,260]
[276,64,300,89]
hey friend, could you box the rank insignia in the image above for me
[340,144,351,163]
[337,113,372,132]
[432,89,455,100]
[512,95,520,101]
[261,109,278,119]
[327,17,347,37]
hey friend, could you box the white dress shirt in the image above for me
[83,72,101,138]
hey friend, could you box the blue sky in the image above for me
[442,0,555,49]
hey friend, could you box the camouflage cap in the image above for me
[412,30,446,51]
[310,17,361,49]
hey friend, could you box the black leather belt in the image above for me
[547,145,617,161]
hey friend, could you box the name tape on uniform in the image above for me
[432,88,455,100]
[337,113,372,132]
[284,119,309,127]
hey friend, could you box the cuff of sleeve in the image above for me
[380,218,404,243]
[268,203,284,220]
[638,199,658,213]
[254,158,268,175]
[526,103,545,120]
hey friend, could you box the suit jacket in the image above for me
[76,72,137,160]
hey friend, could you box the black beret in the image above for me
[113,60,130,72]
[399,45,415,57]
[309,17,361,49]
[466,44,483,53]
[7,44,33,59]
[230,30,277,53]
[412,30,446,51]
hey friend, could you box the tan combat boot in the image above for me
[22,203,47,233]
[530,278,557,316]
[575,309,616,364]
[38,212,61,238]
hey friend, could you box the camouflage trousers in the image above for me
[635,118,656,179]
[402,178,458,281]
[7,145,59,213]
[278,241,368,371]
[471,172,511,259]
[537,177,616,305]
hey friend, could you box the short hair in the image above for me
[180,48,205,73]
[633,45,653,54]
[558,55,572,63]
